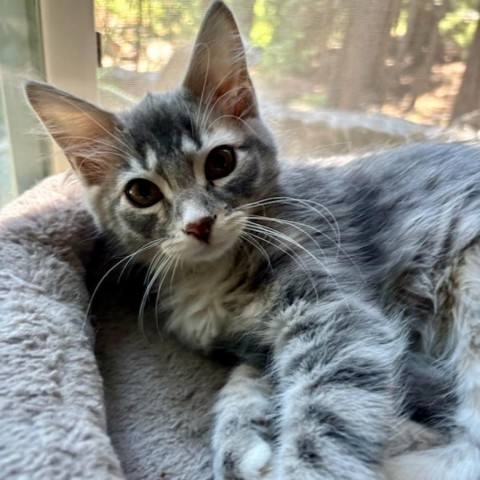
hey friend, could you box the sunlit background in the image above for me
[95,0,480,124]
[2,0,480,206]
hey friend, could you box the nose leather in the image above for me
[184,216,215,243]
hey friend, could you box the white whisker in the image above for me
[83,240,162,335]
[139,253,175,338]
[243,224,320,301]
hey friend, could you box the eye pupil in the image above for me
[205,146,236,181]
[125,179,162,208]
[214,156,228,170]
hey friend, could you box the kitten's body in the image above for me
[26,2,480,479]
[162,141,480,353]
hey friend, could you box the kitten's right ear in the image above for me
[25,81,123,186]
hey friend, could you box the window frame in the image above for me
[0,0,98,207]
[38,0,98,174]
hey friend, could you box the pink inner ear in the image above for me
[211,78,256,119]
[232,86,255,118]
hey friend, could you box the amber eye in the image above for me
[205,146,236,181]
[125,179,163,208]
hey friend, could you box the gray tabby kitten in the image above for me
[26,2,480,479]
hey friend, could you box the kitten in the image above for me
[26,1,480,479]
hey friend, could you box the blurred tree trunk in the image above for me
[405,1,437,70]
[451,11,480,122]
[297,1,336,54]
[370,0,402,104]
[405,1,447,110]
[327,0,395,110]
[395,0,421,68]
[375,0,417,105]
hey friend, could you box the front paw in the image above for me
[213,431,273,480]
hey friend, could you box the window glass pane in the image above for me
[95,0,208,110]
[94,0,480,158]
[0,84,15,206]
[0,0,49,207]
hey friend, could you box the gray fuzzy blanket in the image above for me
[0,173,230,479]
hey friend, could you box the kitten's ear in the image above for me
[25,81,123,186]
[183,1,258,119]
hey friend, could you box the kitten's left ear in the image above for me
[183,1,258,119]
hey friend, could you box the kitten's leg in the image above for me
[384,244,480,480]
[386,418,447,457]
[212,363,274,480]
[271,296,406,480]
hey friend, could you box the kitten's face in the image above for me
[89,91,277,264]
[26,2,278,265]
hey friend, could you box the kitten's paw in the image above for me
[213,432,273,480]
[213,364,275,479]
[239,440,272,477]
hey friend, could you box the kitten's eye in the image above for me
[205,146,236,181]
[125,179,163,208]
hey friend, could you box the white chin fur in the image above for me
[174,214,246,263]
[178,232,239,263]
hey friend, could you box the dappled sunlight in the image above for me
[95,0,480,130]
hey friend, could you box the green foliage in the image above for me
[96,0,480,118]
[97,0,480,74]
[96,0,205,43]
[249,0,349,74]
[250,0,274,48]
[439,7,478,51]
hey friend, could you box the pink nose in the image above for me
[184,216,215,243]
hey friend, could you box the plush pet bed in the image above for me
[0,171,447,480]
[0,173,230,479]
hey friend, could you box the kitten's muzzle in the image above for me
[184,216,216,243]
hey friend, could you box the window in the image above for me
[2,0,480,207]
[0,0,46,206]
[94,0,480,159]
[0,0,97,207]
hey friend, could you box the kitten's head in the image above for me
[26,1,278,265]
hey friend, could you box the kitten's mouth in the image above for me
[182,232,237,262]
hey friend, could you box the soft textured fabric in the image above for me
[0,173,229,479]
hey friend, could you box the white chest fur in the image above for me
[163,261,237,350]
[163,261,270,351]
